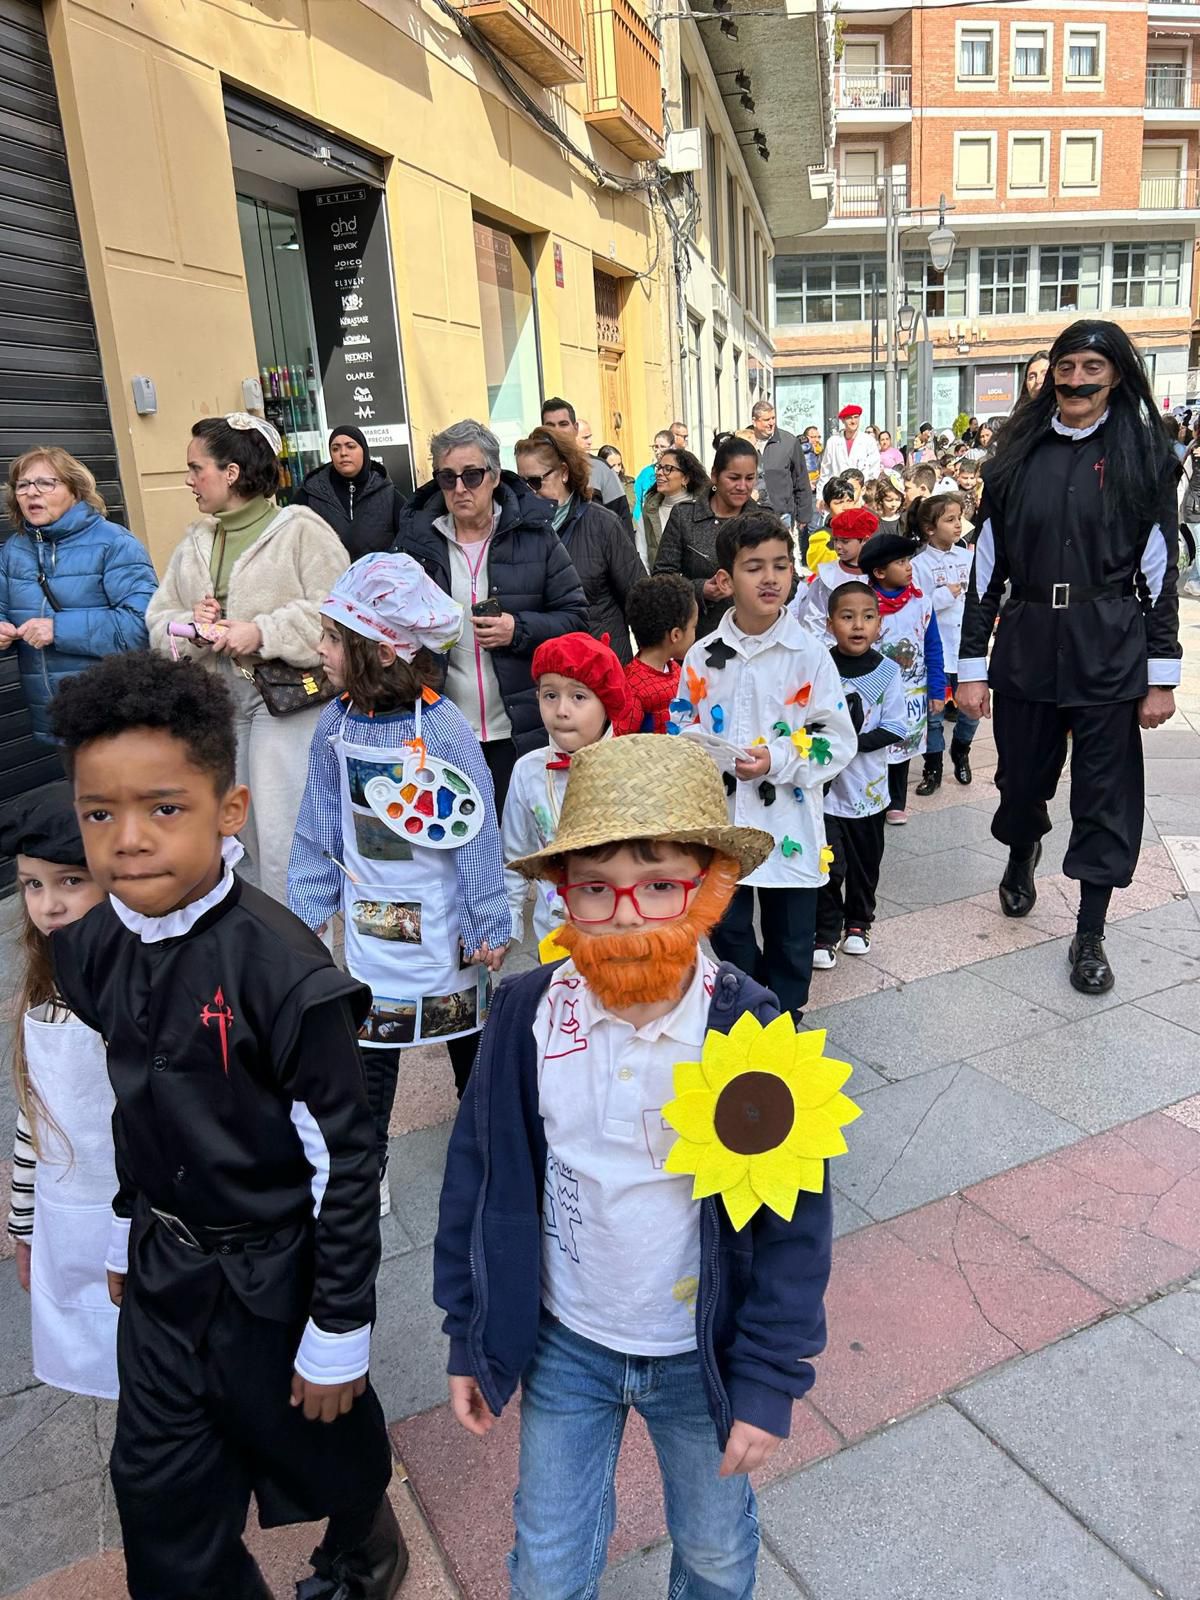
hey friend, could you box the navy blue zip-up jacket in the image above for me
[433,961,834,1446]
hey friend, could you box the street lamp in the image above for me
[883,189,956,434]
[897,301,917,336]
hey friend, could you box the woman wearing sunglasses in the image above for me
[394,420,587,810]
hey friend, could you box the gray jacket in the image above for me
[760,429,815,531]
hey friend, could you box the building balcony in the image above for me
[1145,66,1200,113]
[1141,170,1200,208]
[583,0,664,162]
[828,173,908,220]
[835,65,912,129]
[456,0,584,86]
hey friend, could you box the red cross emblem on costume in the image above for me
[200,986,234,1074]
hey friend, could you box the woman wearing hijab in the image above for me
[295,425,402,558]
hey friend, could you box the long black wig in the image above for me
[986,319,1179,532]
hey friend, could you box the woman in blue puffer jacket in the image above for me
[0,446,158,742]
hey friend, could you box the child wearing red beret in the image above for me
[791,506,879,639]
[502,633,634,945]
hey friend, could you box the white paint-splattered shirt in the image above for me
[532,955,717,1355]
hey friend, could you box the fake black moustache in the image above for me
[1055,382,1110,399]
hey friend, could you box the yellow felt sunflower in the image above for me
[662,1012,860,1231]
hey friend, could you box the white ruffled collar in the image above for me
[109,837,244,944]
[1051,408,1110,441]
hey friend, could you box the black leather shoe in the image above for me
[915,753,943,795]
[998,842,1041,918]
[299,1497,409,1599]
[950,738,972,786]
[1069,930,1115,995]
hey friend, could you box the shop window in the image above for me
[473,219,542,463]
[978,248,1029,315]
[1111,242,1183,308]
[774,373,825,437]
[1037,245,1102,312]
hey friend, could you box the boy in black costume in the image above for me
[50,651,405,1600]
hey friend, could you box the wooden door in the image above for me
[594,268,630,458]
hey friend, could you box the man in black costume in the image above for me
[957,320,1181,995]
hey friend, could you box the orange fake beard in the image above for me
[554,854,741,1009]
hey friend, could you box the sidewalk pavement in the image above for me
[3,601,1200,1599]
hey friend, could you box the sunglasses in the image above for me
[521,474,548,492]
[435,466,489,492]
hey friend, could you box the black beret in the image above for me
[0,784,85,866]
[859,532,920,579]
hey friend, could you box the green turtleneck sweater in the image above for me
[209,497,277,604]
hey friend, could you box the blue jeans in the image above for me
[927,672,980,755]
[509,1316,760,1600]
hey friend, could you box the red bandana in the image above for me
[546,753,571,771]
[874,582,923,616]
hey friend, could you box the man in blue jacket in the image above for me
[434,734,839,1599]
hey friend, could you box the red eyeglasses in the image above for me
[560,876,704,923]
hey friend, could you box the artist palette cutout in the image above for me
[364,758,485,849]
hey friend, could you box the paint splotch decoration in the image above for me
[705,638,738,670]
[819,844,835,873]
[686,666,708,708]
[791,727,814,759]
[364,754,485,850]
[711,704,725,735]
[662,1013,861,1230]
[811,735,833,766]
[772,720,792,738]
[758,781,776,806]
[787,683,812,708]
[780,836,803,858]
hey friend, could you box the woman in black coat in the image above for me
[394,419,587,809]
[295,424,401,558]
[652,434,758,637]
[514,428,646,663]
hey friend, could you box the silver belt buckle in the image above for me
[151,1207,204,1251]
[1051,582,1070,610]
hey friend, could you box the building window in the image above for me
[1012,27,1049,82]
[1008,134,1049,193]
[742,209,752,313]
[902,251,968,319]
[1037,245,1102,312]
[681,67,694,129]
[1111,242,1183,308]
[473,220,542,461]
[1065,26,1103,84]
[774,254,887,325]
[1060,132,1101,191]
[978,248,1029,315]
[957,25,997,83]
[954,134,996,195]
[727,175,739,299]
[705,127,721,272]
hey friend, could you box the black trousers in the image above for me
[482,737,519,817]
[362,1037,478,1166]
[710,885,818,1016]
[991,693,1144,889]
[888,760,910,813]
[112,1234,392,1599]
[815,810,887,944]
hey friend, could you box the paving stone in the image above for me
[1144,757,1200,798]
[1165,1092,1200,1133]
[833,1065,1081,1222]
[832,1186,872,1239]
[871,805,1000,858]
[876,847,1007,908]
[1141,727,1200,760]
[809,969,1061,1080]
[1133,1277,1200,1362]
[0,1474,105,1592]
[813,1194,1105,1442]
[862,900,1048,985]
[968,927,1200,1020]
[964,1113,1200,1304]
[386,1121,453,1251]
[602,1541,801,1598]
[965,1004,1200,1133]
[1144,792,1200,835]
[0,1258,36,1398]
[956,1316,1200,1600]
[371,1245,457,1424]
[804,956,898,1007]
[760,1402,1151,1600]
[1116,893,1200,960]
[1134,978,1200,1034]
[0,1393,107,1504]
[388,1045,461,1137]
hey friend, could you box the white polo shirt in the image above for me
[532,954,717,1356]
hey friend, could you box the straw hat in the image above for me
[508,734,774,882]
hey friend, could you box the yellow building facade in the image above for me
[40,0,674,568]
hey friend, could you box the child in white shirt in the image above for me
[912,493,980,793]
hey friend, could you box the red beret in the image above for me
[838,404,863,420]
[531,632,633,729]
[830,507,880,542]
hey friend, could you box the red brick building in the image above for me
[771,0,1200,438]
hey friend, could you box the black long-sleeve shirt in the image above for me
[959,414,1181,706]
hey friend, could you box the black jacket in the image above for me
[558,496,647,663]
[960,417,1182,706]
[652,492,744,637]
[760,428,815,531]
[294,461,401,560]
[395,472,588,750]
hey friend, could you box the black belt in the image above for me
[1009,581,1133,609]
[150,1207,303,1255]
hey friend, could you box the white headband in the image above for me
[225,411,282,454]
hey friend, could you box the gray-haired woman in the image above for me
[394,420,587,811]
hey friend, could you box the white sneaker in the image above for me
[379,1171,392,1218]
[843,928,871,956]
[812,945,838,970]
[886,809,909,826]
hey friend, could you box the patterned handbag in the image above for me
[249,659,335,717]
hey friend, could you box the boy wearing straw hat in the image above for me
[434,734,837,1597]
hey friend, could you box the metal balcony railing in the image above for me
[836,66,913,109]
[1145,66,1200,108]
[1140,171,1200,207]
[830,175,908,218]
[584,0,664,161]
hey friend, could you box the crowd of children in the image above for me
[5,489,993,1594]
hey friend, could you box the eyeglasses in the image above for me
[14,477,62,495]
[655,462,682,476]
[434,467,489,492]
[521,474,549,492]
[560,876,703,923]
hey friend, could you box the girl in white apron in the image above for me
[3,789,119,1400]
[288,553,511,1209]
